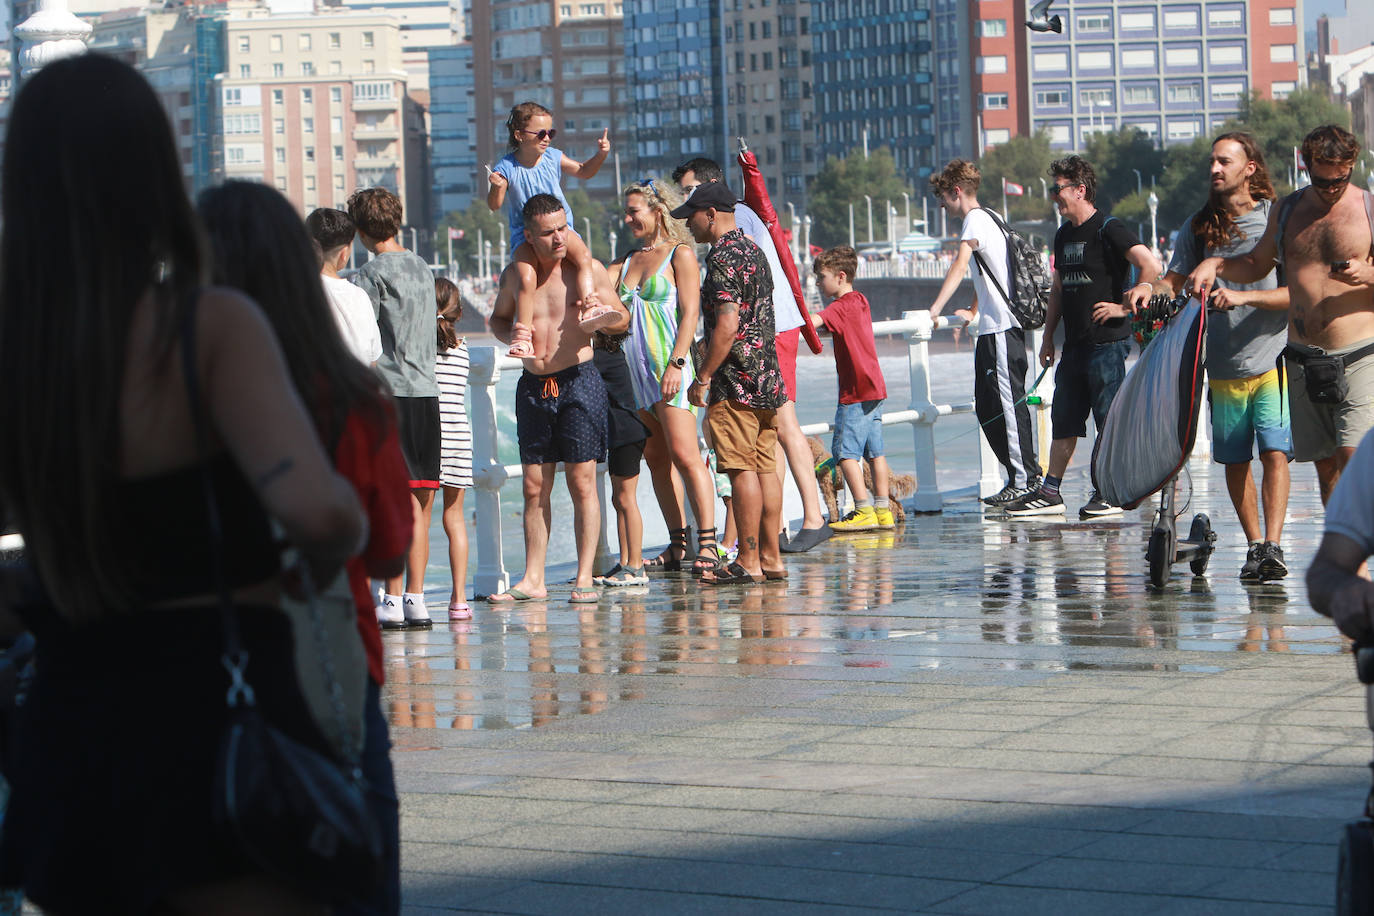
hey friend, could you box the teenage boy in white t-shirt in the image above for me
[926,159,1040,506]
[306,207,383,366]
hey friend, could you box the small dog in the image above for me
[808,436,915,524]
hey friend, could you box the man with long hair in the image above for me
[1190,125,1374,507]
[1155,132,1292,580]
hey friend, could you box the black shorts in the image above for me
[607,440,645,478]
[515,362,608,466]
[394,396,440,489]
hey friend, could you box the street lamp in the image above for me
[889,205,899,257]
[848,202,855,248]
[1038,177,1048,200]
[901,191,911,232]
[1147,190,1160,260]
[863,194,873,243]
[483,239,492,281]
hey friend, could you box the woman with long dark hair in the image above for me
[0,56,364,913]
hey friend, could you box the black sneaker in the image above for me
[1239,542,1263,580]
[984,476,1043,508]
[1003,488,1066,517]
[1079,491,1123,519]
[1258,542,1288,581]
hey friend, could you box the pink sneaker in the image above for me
[448,601,473,621]
[578,303,618,333]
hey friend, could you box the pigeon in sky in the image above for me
[1027,0,1063,33]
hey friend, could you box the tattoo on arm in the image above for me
[717,301,740,317]
[256,457,295,490]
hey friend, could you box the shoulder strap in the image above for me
[969,246,1012,308]
[1365,190,1374,257]
[654,243,683,276]
[1275,190,1303,266]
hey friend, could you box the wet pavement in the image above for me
[386,459,1364,914]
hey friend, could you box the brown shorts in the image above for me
[707,399,779,473]
[775,327,799,402]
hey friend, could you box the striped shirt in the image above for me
[436,340,473,489]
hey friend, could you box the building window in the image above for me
[1209,45,1243,66]
[302,61,315,76]
[560,3,571,13]
[275,147,286,163]
[1077,50,1111,70]
[302,88,313,105]
[298,33,312,50]
[1208,9,1242,29]
[236,36,250,53]
[985,128,1010,145]
[275,176,286,191]
[329,61,341,75]
[305,175,315,191]
[272,89,284,105]
[333,145,344,161]
[239,64,251,78]
[334,175,345,190]
[1167,83,1201,103]
[1122,48,1155,69]
[274,118,285,133]
[362,60,375,74]
[331,87,343,103]
[1270,44,1296,63]
[330,116,342,133]
[303,117,314,133]
[1165,46,1200,67]
[1076,14,1109,31]
[362,31,374,48]
[1036,89,1068,106]
[1164,10,1197,29]
[1079,87,1112,106]
[1049,124,1070,144]
[269,34,282,52]
[980,92,1008,110]
[1120,11,1153,30]
[304,147,315,162]
[272,63,284,77]
[354,81,393,101]
[1123,85,1157,104]
[977,18,1005,37]
[976,55,1007,74]
[1034,51,1068,72]
[1211,81,1244,101]
[328,31,341,48]
[223,88,242,106]
[1272,80,1296,99]
[1168,120,1200,140]
[1269,8,1294,27]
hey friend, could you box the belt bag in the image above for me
[1285,342,1374,405]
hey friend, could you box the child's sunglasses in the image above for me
[521,128,557,142]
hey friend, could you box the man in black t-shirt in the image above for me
[1005,155,1162,519]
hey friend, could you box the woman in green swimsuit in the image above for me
[612,179,722,576]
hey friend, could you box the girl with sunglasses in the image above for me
[487,101,615,358]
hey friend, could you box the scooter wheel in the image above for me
[1148,528,1173,588]
[1188,514,1213,576]
[1337,819,1374,915]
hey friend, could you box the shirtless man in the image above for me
[1190,125,1374,503]
[488,193,628,604]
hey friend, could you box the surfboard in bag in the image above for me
[1091,294,1208,511]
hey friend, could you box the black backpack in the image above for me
[970,208,1050,330]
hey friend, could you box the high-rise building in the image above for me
[1027,1,1307,151]
[622,0,724,182]
[721,0,816,208]
[933,0,1029,162]
[810,0,937,183]
[219,8,412,216]
[429,42,478,218]
[331,0,463,92]
[1325,1,1374,56]
[470,0,627,210]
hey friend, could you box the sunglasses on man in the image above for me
[521,128,557,142]
[1310,170,1352,190]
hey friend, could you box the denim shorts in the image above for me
[832,399,885,461]
[1051,339,1130,440]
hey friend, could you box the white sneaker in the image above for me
[403,592,433,630]
[377,594,406,630]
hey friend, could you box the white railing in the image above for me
[465,310,1051,596]
[856,257,956,280]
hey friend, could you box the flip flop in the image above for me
[701,561,763,586]
[569,588,600,604]
[487,587,542,603]
[762,568,788,581]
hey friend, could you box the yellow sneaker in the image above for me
[874,506,895,529]
[830,506,880,531]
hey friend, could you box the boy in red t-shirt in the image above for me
[812,246,893,531]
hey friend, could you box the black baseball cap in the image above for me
[669,180,737,218]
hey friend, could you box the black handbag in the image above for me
[180,295,382,904]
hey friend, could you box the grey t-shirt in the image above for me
[353,250,438,398]
[1326,427,1374,554]
[1168,200,1285,380]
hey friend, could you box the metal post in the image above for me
[905,310,943,512]
[583,217,592,258]
[901,191,910,232]
[1148,190,1159,261]
[864,194,873,243]
[467,347,511,597]
[888,205,898,257]
[848,203,855,248]
[614,151,622,194]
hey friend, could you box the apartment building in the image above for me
[721,0,816,207]
[622,0,725,183]
[470,0,626,209]
[218,8,411,215]
[1027,0,1306,150]
[933,0,1029,161]
[331,0,463,92]
[429,42,478,218]
[810,0,937,183]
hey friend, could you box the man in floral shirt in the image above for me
[675,180,786,585]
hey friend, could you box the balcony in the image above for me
[354,155,400,170]
[352,95,398,112]
[354,124,401,141]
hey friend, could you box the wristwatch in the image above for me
[671,356,687,368]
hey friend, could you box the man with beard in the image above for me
[1190,125,1374,510]
[1155,132,1292,581]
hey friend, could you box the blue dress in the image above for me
[494,148,574,249]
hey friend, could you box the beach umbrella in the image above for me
[736,139,823,354]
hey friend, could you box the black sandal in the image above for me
[645,526,691,573]
[702,561,763,586]
[693,529,725,577]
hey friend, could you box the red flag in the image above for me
[1003,178,1025,196]
[448,227,464,240]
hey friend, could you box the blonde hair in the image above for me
[624,178,692,247]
